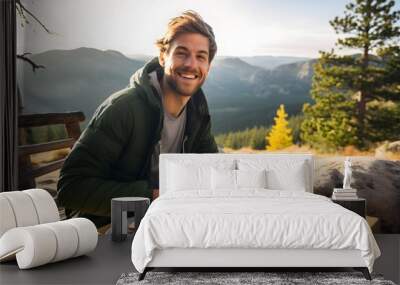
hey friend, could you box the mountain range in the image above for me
[240,55,310,70]
[19,47,315,134]
[128,54,311,70]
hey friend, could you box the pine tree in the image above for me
[266,105,293,150]
[288,115,304,144]
[301,0,400,150]
[250,127,269,150]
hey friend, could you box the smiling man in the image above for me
[57,11,218,227]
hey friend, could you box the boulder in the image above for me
[314,156,400,233]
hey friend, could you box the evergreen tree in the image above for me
[301,0,400,149]
[288,114,304,144]
[266,105,293,150]
[215,126,270,150]
[250,127,269,150]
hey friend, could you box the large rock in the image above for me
[314,156,400,233]
[375,141,400,159]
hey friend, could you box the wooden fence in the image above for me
[18,111,85,190]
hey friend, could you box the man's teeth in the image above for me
[180,73,197,79]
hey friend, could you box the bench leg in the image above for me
[354,267,371,280]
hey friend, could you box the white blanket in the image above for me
[131,190,380,273]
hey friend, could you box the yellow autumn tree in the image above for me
[266,104,293,150]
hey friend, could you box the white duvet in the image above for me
[131,190,380,273]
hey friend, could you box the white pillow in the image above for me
[167,162,211,191]
[211,169,268,190]
[267,165,307,191]
[238,159,308,192]
[236,169,267,189]
[166,159,236,192]
[211,168,236,190]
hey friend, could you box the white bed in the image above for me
[131,154,380,280]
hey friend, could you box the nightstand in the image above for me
[111,197,150,242]
[331,198,366,219]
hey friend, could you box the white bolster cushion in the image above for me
[0,226,57,269]
[0,189,59,238]
[0,218,98,269]
[24,189,60,224]
[64,218,98,257]
[42,222,79,262]
[0,196,17,237]
[0,191,39,227]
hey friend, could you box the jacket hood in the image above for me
[129,57,162,111]
[129,57,210,116]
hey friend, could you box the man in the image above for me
[57,11,218,227]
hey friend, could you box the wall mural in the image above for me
[17,0,400,233]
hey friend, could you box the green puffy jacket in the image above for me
[57,58,218,220]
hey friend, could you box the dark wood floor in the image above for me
[373,234,400,284]
[0,234,398,284]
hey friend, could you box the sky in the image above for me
[18,0,400,58]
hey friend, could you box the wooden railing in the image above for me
[18,112,85,190]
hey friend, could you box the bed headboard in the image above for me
[159,153,314,195]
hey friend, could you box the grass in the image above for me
[221,144,400,160]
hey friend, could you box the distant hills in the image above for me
[20,47,315,134]
[126,54,311,70]
[239,55,311,70]
[20,48,144,120]
[203,57,315,132]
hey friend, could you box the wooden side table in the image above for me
[111,197,150,242]
[331,198,366,219]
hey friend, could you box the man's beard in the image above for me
[164,70,204,97]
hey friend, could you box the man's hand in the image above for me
[152,189,159,200]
